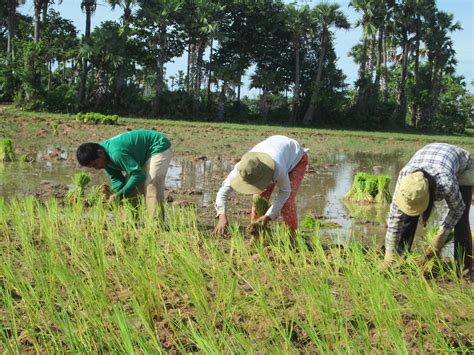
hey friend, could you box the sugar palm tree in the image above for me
[4,0,26,59]
[285,2,310,123]
[78,0,97,109]
[303,2,349,125]
[419,10,460,129]
[137,0,184,115]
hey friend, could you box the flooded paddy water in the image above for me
[1,147,472,250]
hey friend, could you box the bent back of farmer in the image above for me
[77,129,172,218]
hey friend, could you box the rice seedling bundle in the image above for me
[375,175,391,203]
[346,172,391,204]
[66,172,91,203]
[362,174,378,202]
[0,138,15,161]
[252,195,269,217]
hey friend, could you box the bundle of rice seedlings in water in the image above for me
[345,172,371,201]
[66,172,91,203]
[252,195,269,217]
[362,174,378,203]
[375,175,391,204]
[301,215,317,229]
[301,214,341,230]
[0,138,15,162]
[345,172,364,200]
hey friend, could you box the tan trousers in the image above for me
[142,148,172,216]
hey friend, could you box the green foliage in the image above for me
[76,112,119,125]
[0,138,15,161]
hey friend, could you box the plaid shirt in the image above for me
[385,143,472,254]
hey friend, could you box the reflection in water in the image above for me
[0,151,472,248]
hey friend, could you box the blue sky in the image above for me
[20,0,474,96]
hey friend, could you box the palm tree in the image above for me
[419,10,460,129]
[349,0,377,107]
[185,0,223,115]
[285,3,310,123]
[303,2,349,125]
[105,0,138,111]
[410,0,435,127]
[137,0,184,115]
[78,0,97,109]
[5,0,26,59]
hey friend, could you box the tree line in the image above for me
[0,0,472,133]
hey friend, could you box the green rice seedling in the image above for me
[1,195,473,352]
[51,122,59,136]
[66,172,91,204]
[0,138,15,161]
[252,195,269,217]
[375,175,391,203]
[301,214,341,230]
[18,154,34,163]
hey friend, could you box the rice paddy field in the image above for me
[1,106,473,352]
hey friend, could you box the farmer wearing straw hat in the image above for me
[380,143,473,275]
[76,129,172,218]
[214,135,308,236]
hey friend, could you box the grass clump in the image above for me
[76,112,119,125]
[0,138,15,161]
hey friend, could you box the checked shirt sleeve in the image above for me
[384,200,407,254]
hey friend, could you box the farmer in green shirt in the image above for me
[76,129,172,217]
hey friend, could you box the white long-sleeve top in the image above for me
[215,135,307,220]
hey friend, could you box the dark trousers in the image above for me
[397,186,472,273]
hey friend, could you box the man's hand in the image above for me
[424,228,448,260]
[107,193,118,205]
[214,214,229,236]
[254,215,271,228]
[378,252,396,272]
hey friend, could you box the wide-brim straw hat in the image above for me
[231,152,275,194]
[395,171,429,216]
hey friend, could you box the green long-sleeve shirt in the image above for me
[100,130,171,197]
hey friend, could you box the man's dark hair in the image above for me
[76,143,103,166]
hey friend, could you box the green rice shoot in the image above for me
[1,197,471,353]
[0,138,15,161]
[66,172,91,203]
[252,195,269,217]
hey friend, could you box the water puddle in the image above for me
[0,151,472,247]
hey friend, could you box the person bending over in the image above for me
[76,129,172,218]
[381,143,473,274]
[214,135,308,237]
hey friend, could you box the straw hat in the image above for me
[231,152,275,194]
[395,171,429,216]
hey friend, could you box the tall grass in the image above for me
[1,197,472,352]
